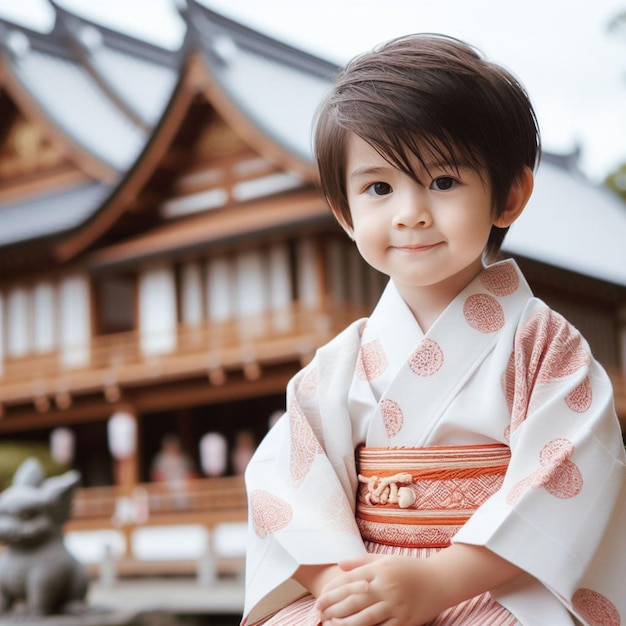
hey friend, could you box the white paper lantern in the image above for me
[199,432,227,477]
[50,427,75,465]
[107,411,137,460]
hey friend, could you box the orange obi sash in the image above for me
[355,444,511,549]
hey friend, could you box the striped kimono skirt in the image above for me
[254,444,519,626]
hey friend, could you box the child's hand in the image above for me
[315,553,442,626]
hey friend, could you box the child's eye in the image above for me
[366,182,392,196]
[430,177,456,191]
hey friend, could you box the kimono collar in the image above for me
[356,259,533,445]
[364,259,531,364]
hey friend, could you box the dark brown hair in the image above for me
[314,33,541,260]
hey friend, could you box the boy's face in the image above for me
[343,134,496,309]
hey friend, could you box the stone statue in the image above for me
[0,457,89,617]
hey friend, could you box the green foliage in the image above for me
[0,442,69,490]
[605,163,626,204]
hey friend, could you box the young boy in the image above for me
[242,34,626,625]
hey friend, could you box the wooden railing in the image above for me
[0,302,368,404]
[2,304,625,428]
[70,475,247,525]
[65,476,249,577]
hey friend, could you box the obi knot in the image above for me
[357,472,416,508]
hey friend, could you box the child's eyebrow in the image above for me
[348,165,394,180]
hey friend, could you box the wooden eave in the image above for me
[0,361,297,433]
[53,50,316,263]
[0,165,88,204]
[52,53,203,263]
[0,55,117,184]
[88,190,331,271]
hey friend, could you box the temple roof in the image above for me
[0,1,623,287]
[51,1,183,128]
[183,0,338,165]
[0,181,111,248]
[0,19,147,174]
[504,159,626,287]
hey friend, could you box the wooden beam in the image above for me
[0,362,296,433]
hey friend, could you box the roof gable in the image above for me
[0,16,146,179]
[184,0,337,166]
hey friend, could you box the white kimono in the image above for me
[243,260,626,626]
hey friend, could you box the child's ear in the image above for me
[493,167,534,228]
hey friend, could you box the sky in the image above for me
[0,0,625,182]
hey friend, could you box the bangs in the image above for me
[358,127,486,186]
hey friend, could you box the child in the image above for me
[242,34,626,625]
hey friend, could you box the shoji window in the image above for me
[296,237,322,310]
[234,249,268,338]
[6,287,31,358]
[59,275,91,368]
[33,281,56,354]
[268,242,293,331]
[180,261,204,327]
[206,255,234,323]
[138,265,177,356]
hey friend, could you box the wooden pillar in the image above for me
[114,455,139,496]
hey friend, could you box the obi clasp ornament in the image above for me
[358,472,417,509]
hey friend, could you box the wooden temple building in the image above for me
[0,0,625,575]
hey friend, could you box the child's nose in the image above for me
[392,192,431,228]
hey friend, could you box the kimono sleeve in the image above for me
[242,328,368,625]
[453,302,626,626]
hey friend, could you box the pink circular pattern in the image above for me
[289,400,322,488]
[507,438,583,503]
[251,490,293,538]
[506,475,533,505]
[502,308,593,434]
[540,322,590,382]
[572,588,620,626]
[296,366,317,402]
[543,460,584,499]
[356,339,388,381]
[380,399,404,438]
[480,263,519,296]
[539,438,575,465]
[463,294,505,333]
[323,489,358,533]
[408,339,444,377]
[516,309,590,384]
[565,377,593,413]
